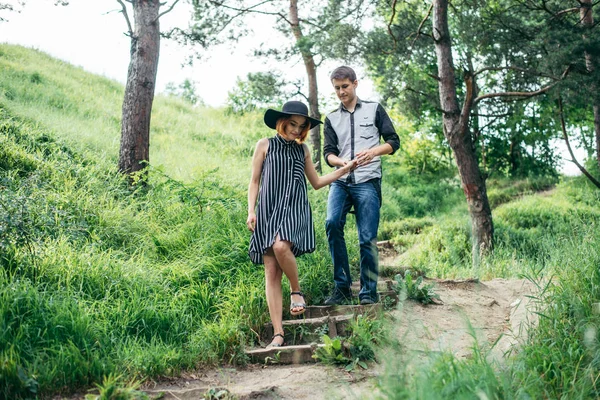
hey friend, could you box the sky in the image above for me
[0,0,585,175]
[0,0,376,108]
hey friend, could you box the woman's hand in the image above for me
[246,212,256,232]
[341,159,358,173]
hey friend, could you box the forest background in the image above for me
[1,0,600,399]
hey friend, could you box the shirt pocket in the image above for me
[358,120,377,140]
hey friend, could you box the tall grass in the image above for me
[375,176,600,399]
[0,44,360,398]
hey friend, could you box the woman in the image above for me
[247,101,356,348]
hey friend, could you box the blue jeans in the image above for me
[326,179,381,301]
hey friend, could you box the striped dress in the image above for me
[249,134,315,264]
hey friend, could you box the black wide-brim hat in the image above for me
[264,101,322,130]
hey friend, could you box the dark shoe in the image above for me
[360,297,376,305]
[290,291,306,316]
[324,287,352,305]
[266,333,285,349]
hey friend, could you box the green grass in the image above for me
[0,44,360,398]
[375,176,600,399]
[1,43,599,399]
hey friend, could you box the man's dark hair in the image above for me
[330,66,357,82]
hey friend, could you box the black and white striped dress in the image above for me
[249,134,315,264]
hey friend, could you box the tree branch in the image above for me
[556,7,580,17]
[474,84,556,103]
[157,0,180,20]
[116,0,133,37]
[208,0,294,25]
[473,66,571,104]
[558,96,600,187]
[296,1,367,32]
[460,70,476,134]
[473,65,561,80]
[473,113,507,135]
[413,3,433,45]
[403,2,433,52]
[472,112,511,118]
[386,0,399,50]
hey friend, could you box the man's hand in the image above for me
[355,149,377,166]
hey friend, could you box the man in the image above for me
[323,66,400,305]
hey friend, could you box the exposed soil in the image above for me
[136,279,537,399]
[394,277,537,364]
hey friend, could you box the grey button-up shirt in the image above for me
[323,98,400,184]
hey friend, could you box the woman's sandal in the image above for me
[266,333,285,349]
[290,291,306,316]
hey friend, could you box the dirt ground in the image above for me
[137,277,537,400]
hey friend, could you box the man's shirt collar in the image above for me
[339,97,362,112]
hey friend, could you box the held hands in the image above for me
[341,159,358,173]
[246,212,256,232]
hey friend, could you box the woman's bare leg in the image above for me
[264,249,284,346]
[272,237,305,313]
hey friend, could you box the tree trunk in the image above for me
[118,0,161,178]
[432,0,494,266]
[580,0,600,169]
[289,0,322,172]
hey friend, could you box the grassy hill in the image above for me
[1,43,600,399]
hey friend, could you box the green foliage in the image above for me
[380,217,435,242]
[312,335,350,365]
[226,71,289,115]
[346,315,386,363]
[510,230,600,399]
[0,45,273,397]
[486,176,558,209]
[397,219,472,278]
[377,344,511,400]
[313,315,385,371]
[401,133,453,176]
[393,271,440,305]
[85,374,148,400]
[163,79,203,106]
[376,176,600,398]
[203,387,235,400]
[381,162,464,222]
[364,0,596,179]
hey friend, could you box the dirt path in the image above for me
[394,278,537,363]
[139,277,537,400]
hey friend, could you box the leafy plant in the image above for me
[263,352,281,365]
[313,315,385,371]
[394,271,441,305]
[344,358,368,372]
[347,315,384,362]
[85,374,148,400]
[312,335,350,365]
[203,387,234,399]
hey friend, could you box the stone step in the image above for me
[304,302,384,318]
[264,314,354,345]
[245,343,324,365]
[350,279,394,293]
[316,289,399,308]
